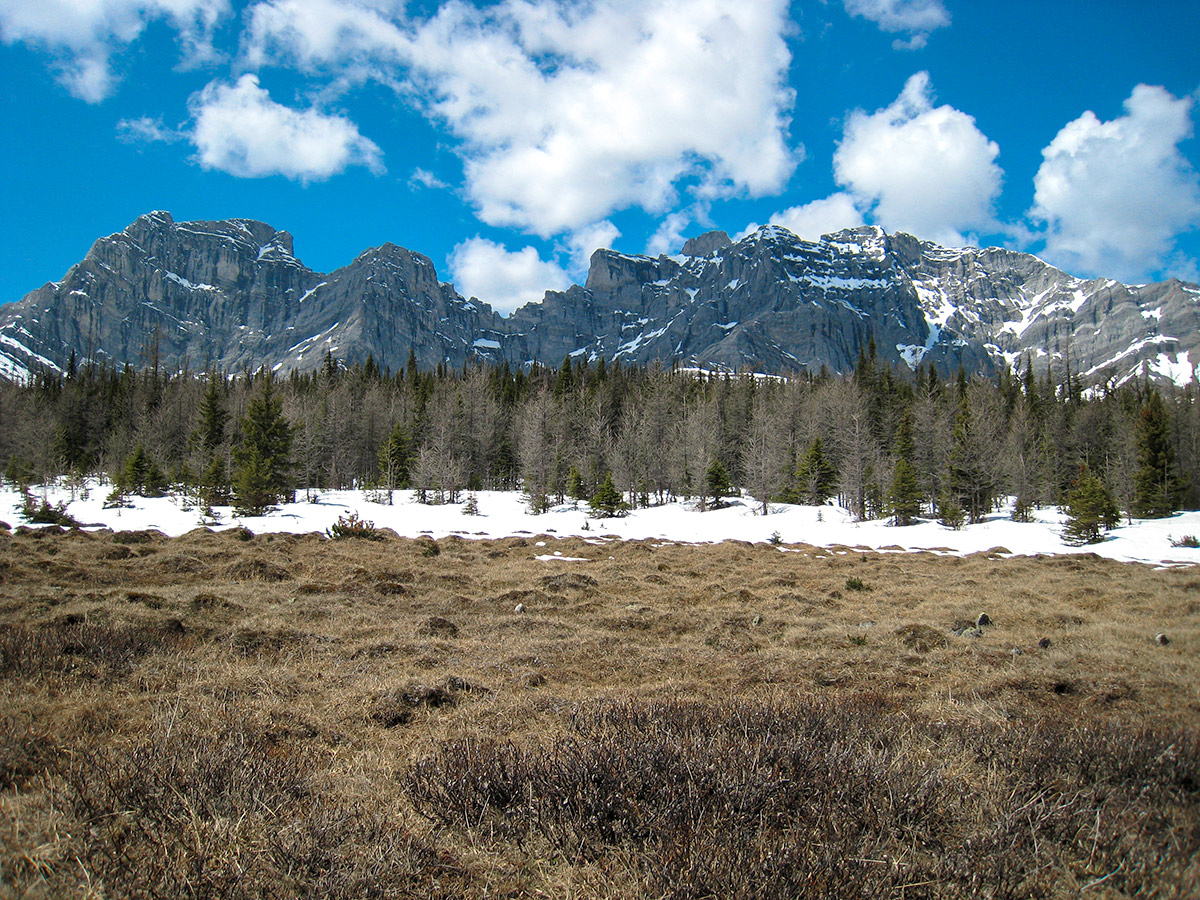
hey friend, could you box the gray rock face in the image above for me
[2,212,1197,384]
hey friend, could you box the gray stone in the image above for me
[4,213,1197,384]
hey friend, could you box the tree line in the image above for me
[1,346,1196,532]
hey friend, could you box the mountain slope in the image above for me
[2,212,1196,383]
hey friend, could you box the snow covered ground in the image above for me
[4,481,1200,568]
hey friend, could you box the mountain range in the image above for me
[1,210,1197,384]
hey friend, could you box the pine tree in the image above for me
[1133,391,1178,518]
[232,376,293,516]
[567,465,587,505]
[589,471,627,518]
[377,422,412,499]
[1063,465,1120,544]
[704,458,732,510]
[192,376,228,455]
[887,458,923,526]
[791,437,838,505]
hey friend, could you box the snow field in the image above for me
[5,481,1200,568]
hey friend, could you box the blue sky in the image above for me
[2,0,1199,314]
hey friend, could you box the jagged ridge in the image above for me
[1,212,1197,384]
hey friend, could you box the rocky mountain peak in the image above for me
[682,230,733,258]
[1,212,1197,385]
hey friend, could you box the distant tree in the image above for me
[377,422,412,502]
[589,471,627,518]
[567,465,587,505]
[192,376,228,455]
[704,458,733,510]
[791,437,838,506]
[1063,465,1120,545]
[1133,391,1179,517]
[115,444,168,497]
[232,376,293,516]
[887,458,923,526]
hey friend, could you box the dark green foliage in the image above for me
[192,376,229,454]
[199,454,230,509]
[939,495,966,530]
[115,444,169,497]
[589,471,627,518]
[789,437,838,505]
[2,350,1199,525]
[19,491,79,527]
[327,511,384,541]
[232,376,294,516]
[377,422,412,493]
[887,458,923,526]
[1063,465,1120,545]
[1134,391,1180,517]
[844,576,871,592]
[703,458,732,510]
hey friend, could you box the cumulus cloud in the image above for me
[842,0,949,49]
[1029,84,1200,281]
[769,193,865,241]
[0,0,228,102]
[244,0,798,237]
[646,212,694,257]
[833,71,1002,245]
[564,221,621,276]
[188,74,383,182]
[241,0,407,78]
[448,237,571,315]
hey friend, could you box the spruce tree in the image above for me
[704,458,732,509]
[1063,465,1120,544]
[193,376,228,455]
[1133,391,1178,518]
[232,376,293,516]
[792,437,838,505]
[887,458,923,526]
[589,471,627,518]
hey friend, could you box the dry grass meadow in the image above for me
[1,522,1197,898]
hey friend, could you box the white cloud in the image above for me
[447,237,571,314]
[769,193,865,241]
[188,74,383,182]
[117,115,184,143]
[244,0,798,238]
[563,221,621,276]
[241,0,407,78]
[833,71,1002,245]
[0,0,228,102]
[646,212,694,257]
[1029,84,1200,281]
[842,0,949,46]
[409,167,449,190]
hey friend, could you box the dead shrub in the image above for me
[223,557,292,581]
[404,696,1200,900]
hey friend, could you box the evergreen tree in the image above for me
[791,437,838,505]
[887,458,923,526]
[567,465,587,505]
[192,376,228,454]
[1133,391,1178,517]
[589,471,627,518]
[377,422,412,498]
[232,376,293,515]
[198,454,229,509]
[704,458,732,509]
[116,444,168,497]
[1063,465,1120,544]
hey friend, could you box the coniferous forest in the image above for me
[1,346,1197,532]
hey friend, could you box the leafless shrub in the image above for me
[404,697,1200,899]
